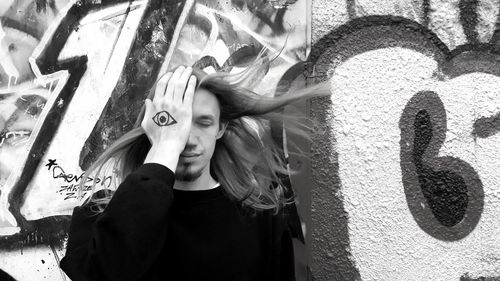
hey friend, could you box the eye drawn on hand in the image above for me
[152,111,177,127]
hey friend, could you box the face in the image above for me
[175,88,226,181]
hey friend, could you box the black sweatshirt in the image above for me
[60,163,297,281]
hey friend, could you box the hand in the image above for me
[142,66,197,170]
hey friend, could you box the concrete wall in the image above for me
[309,0,500,280]
[0,0,499,280]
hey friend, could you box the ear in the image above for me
[216,121,228,139]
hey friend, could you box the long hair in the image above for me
[78,55,330,214]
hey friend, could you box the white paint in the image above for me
[476,0,499,43]
[311,0,349,43]
[2,0,499,280]
[0,245,67,280]
[354,0,423,22]
[428,0,468,48]
[0,0,15,15]
[20,1,148,220]
[330,47,500,280]
[0,23,20,80]
[0,83,61,236]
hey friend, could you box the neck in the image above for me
[173,165,218,191]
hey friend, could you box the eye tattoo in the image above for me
[152,111,177,127]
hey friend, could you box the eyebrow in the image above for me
[195,114,216,120]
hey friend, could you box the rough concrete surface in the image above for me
[310,0,500,280]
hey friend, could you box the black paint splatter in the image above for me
[422,0,430,28]
[472,112,500,139]
[412,109,468,227]
[400,91,484,240]
[459,0,479,44]
[346,0,357,20]
[460,273,500,281]
[45,159,58,170]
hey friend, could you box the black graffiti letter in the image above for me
[399,91,484,241]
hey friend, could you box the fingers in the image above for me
[154,72,172,103]
[174,67,193,103]
[164,66,185,101]
[153,66,195,106]
[184,75,197,107]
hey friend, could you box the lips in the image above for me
[180,153,201,158]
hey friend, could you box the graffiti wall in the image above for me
[0,0,309,279]
[1,0,500,280]
[309,0,500,280]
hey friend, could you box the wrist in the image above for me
[143,143,182,172]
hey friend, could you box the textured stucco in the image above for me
[1,0,499,280]
[310,0,500,280]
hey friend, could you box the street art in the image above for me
[400,90,484,241]
[309,0,500,280]
[0,0,309,279]
[1,0,499,280]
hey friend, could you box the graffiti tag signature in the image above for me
[46,159,112,200]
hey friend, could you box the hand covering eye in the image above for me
[152,111,177,127]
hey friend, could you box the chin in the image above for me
[175,173,202,182]
[175,168,203,182]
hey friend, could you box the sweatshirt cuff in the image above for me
[134,163,175,186]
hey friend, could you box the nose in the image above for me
[185,130,198,149]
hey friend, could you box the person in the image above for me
[59,60,328,281]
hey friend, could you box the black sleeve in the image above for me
[60,163,175,281]
[279,223,296,281]
[271,204,299,281]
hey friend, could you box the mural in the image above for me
[309,0,500,280]
[0,0,309,279]
[1,0,499,280]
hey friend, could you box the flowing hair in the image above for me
[78,56,330,214]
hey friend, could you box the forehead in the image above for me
[192,88,220,118]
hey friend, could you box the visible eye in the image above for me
[198,120,213,127]
[152,111,177,127]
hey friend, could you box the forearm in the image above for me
[143,143,182,172]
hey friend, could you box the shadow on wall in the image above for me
[0,269,16,281]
